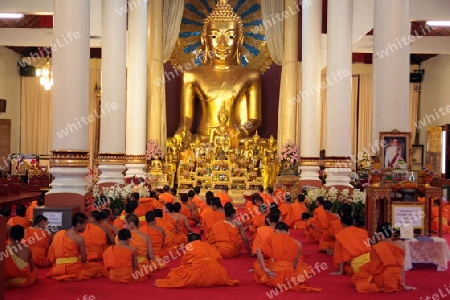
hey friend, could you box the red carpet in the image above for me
[6,231,450,300]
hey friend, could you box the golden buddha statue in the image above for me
[175,0,262,140]
[150,154,163,175]
[251,131,263,160]
[209,102,238,149]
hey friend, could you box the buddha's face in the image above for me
[218,112,228,124]
[206,20,240,64]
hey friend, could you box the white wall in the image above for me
[0,46,21,153]
[418,55,450,145]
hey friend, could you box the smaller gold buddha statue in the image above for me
[150,154,163,175]
[209,102,238,149]
[251,131,263,160]
[358,152,371,172]
[241,140,253,162]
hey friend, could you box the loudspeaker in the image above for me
[18,63,36,77]
[0,99,6,113]
[410,71,424,83]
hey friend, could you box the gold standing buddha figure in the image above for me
[175,0,262,141]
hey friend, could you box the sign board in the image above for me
[392,204,425,229]
[42,211,63,227]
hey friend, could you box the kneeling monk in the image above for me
[253,222,321,292]
[352,222,416,293]
[5,225,38,288]
[155,233,239,288]
[46,213,103,281]
[24,215,52,267]
[103,228,145,283]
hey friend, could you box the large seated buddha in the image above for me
[175,0,262,141]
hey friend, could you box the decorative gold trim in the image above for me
[324,156,352,168]
[124,155,147,165]
[94,153,126,166]
[299,157,320,167]
[50,150,90,168]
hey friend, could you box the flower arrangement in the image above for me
[146,139,164,160]
[91,183,136,216]
[280,140,300,163]
[305,187,366,217]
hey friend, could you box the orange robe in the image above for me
[318,212,340,251]
[158,192,175,204]
[134,204,147,217]
[5,246,38,288]
[431,206,450,233]
[138,197,154,213]
[24,227,51,267]
[209,220,242,258]
[273,189,286,206]
[253,233,321,292]
[25,200,38,221]
[305,206,327,242]
[215,191,232,206]
[129,230,157,275]
[328,218,344,251]
[103,245,145,283]
[192,196,207,214]
[151,198,166,210]
[164,214,188,246]
[334,226,371,275]
[113,214,146,229]
[46,231,103,281]
[7,216,32,229]
[139,224,169,258]
[279,204,295,227]
[259,192,274,206]
[181,203,197,227]
[155,240,239,288]
[292,202,309,230]
[155,217,177,249]
[251,226,274,254]
[80,223,108,261]
[249,213,266,234]
[352,242,404,293]
[243,201,256,226]
[202,210,225,239]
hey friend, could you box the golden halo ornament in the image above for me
[170,0,272,74]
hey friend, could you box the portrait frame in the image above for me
[380,130,411,170]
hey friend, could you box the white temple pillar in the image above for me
[372,0,410,141]
[324,0,353,186]
[278,0,298,148]
[96,0,127,184]
[147,0,165,148]
[49,0,90,195]
[300,0,322,180]
[125,1,148,178]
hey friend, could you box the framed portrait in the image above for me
[380,131,411,169]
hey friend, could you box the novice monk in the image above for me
[327,204,351,256]
[331,215,371,276]
[318,200,340,253]
[215,186,233,206]
[7,204,32,229]
[113,201,146,229]
[249,203,268,234]
[202,198,225,240]
[103,228,144,283]
[180,194,199,227]
[139,211,168,258]
[25,196,44,222]
[154,209,177,249]
[352,222,416,293]
[80,210,115,261]
[124,214,158,275]
[150,191,165,210]
[209,204,252,258]
[291,194,309,230]
[305,197,327,242]
[164,203,189,246]
[5,225,38,288]
[158,185,175,204]
[253,222,321,292]
[46,213,103,281]
[24,215,52,267]
[273,183,286,206]
[100,209,118,236]
[155,233,239,288]
[192,187,207,214]
[251,210,280,254]
[279,194,296,228]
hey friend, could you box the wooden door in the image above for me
[0,119,11,173]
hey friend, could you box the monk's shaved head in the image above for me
[275,222,288,232]
[118,228,131,241]
[145,211,156,223]
[323,200,332,211]
[125,214,139,227]
[72,213,87,227]
[340,215,354,227]
[153,209,163,218]
[188,233,202,243]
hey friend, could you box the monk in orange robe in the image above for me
[153,209,177,249]
[158,185,175,204]
[279,194,298,228]
[251,210,280,254]
[100,209,118,236]
[138,197,153,214]
[331,215,371,276]
[202,198,225,240]
[155,233,239,288]
[7,204,32,229]
[25,197,44,222]
[327,204,351,256]
[80,211,115,261]
[46,213,103,281]
[352,222,416,293]
[318,201,340,252]
[123,214,163,275]
[249,204,268,234]
[113,201,146,229]
[257,185,274,206]
[273,184,286,207]
[208,204,252,258]
[305,197,327,242]
[192,187,208,214]
[139,211,169,259]
[253,222,321,292]
[150,191,165,210]
[431,199,450,233]
[200,191,215,225]
[24,215,52,267]
[180,194,199,227]
[5,225,38,288]
[103,228,145,283]
[164,203,190,246]
[129,193,147,217]
[215,186,233,206]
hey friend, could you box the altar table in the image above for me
[404,237,450,271]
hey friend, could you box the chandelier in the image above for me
[35,56,53,91]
